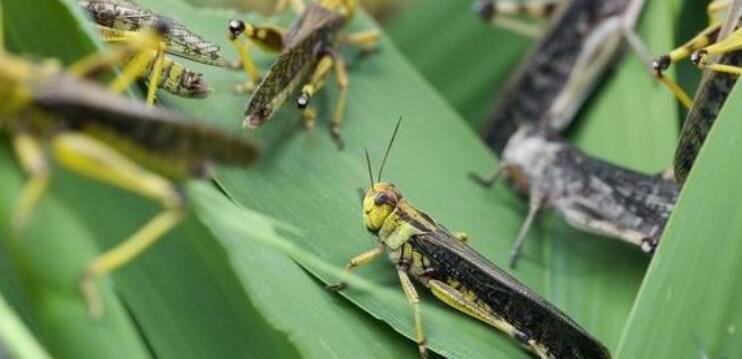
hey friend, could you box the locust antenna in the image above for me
[364,148,374,187]
[377,117,402,182]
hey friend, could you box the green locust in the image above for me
[0,19,258,317]
[228,0,379,149]
[328,120,610,359]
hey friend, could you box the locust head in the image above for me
[243,103,273,129]
[180,71,210,98]
[362,182,402,232]
[360,118,403,232]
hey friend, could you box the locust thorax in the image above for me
[500,126,560,192]
[362,182,403,232]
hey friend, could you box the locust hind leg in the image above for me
[228,20,284,93]
[296,54,334,133]
[329,54,350,149]
[10,133,51,232]
[50,133,186,317]
[296,51,351,149]
[473,0,560,38]
[428,280,546,357]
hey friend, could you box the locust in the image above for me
[327,120,611,359]
[78,0,228,103]
[472,125,679,268]
[473,0,650,155]
[0,18,258,317]
[228,0,380,149]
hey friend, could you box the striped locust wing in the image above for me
[408,225,610,359]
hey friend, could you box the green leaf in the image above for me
[0,290,51,359]
[0,145,151,359]
[189,182,418,359]
[615,83,742,359]
[2,0,99,62]
[387,0,532,128]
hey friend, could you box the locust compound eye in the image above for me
[228,20,246,36]
[374,192,397,207]
[374,192,388,206]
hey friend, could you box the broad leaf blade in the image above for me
[616,83,742,359]
[189,182,418,359]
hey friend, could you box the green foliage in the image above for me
[0,291,51,359]
[1,0,741,358]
